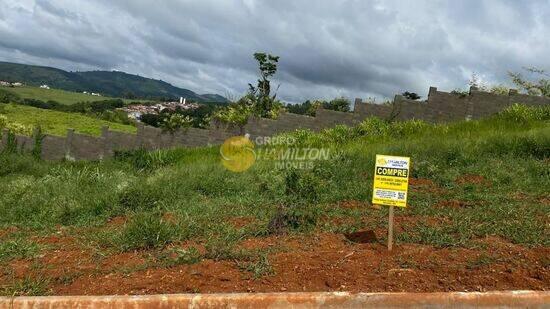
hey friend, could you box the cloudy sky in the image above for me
[1,0,549,102]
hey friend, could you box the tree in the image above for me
[249,53,280,98]
[248,52,281,118]
[124,91,137,99]
[323,97,350,112]
[160,114,192,133]
[508,67,550,97]
[214,52,284,124]
[402,91,421,100]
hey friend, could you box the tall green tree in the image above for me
[248,53,281,118]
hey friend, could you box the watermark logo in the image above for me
[220,136,256,172]
[220,135,331,172]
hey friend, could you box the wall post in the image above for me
[100,126,111,159]
[136,123,145,149]
[65,128,75,161]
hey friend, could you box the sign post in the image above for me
[372,155,410,251]
[387,205,394,251]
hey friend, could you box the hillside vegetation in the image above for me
[0,103,136,136]
[0,61,227,102]
[0,104,548,295]
[4,86,145,105]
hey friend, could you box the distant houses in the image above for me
[81,91,102,96]
[120,97,199,120]
[0,81,23,87]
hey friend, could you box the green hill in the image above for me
[0,61,227,102]
[0,103,136,136]
[4,85,146,105]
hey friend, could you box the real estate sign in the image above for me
[372,155,410,207]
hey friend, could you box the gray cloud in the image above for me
[1,0,549,102]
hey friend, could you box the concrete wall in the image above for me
[0,86,548,161]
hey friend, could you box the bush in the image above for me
[266,168,325,234]
[159,246,202,267]
[118,213,179,251]
[323,97,351,112]
[390,119,432,137]
[497,104,545,123]
[495,104,550,126]
[355,117,391,137]
[318,125,357,145]
[160,114,192,133]
[21,98,62,110]
[115,148,178,171]
[0,89,20,103]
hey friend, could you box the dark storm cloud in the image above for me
[1,0,549,102]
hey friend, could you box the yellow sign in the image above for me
[372,154,410,207]
[220,136,256,172]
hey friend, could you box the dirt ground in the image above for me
[2,231,548,296]
[1,176,547,295]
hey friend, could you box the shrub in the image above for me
[323,97,351,112]
[498,104,542,123]
[319,125,357,145]
[355,117,391,137]
[160,114,192,133]
[118,213,179,251]
[159,246,202,267]
[0,89,21,103]
[115,148,177,171]
[390,119,431,137]
[118,180,164,211]
[213,99,253,125]
[267,168,324,233]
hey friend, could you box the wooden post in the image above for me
[388,206,394,251]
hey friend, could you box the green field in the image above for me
[0,104,548,295]
[0,103,136,136]
[3,86,146,105]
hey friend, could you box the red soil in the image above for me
[456,174,491,186]
[408,178,445,194]
[2,232,547,296]
[436,199,473,209]
[337,200,371,210]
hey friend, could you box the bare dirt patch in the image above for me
[408,178,445,194]
[538,196,550,206]
[344,230,378,244]
[2,232,547,295]
[337,200,371,210]
[228,216,259,229]
[455,174,491,186]
[436,199,472,209]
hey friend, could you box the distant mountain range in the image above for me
[0,61,227,103]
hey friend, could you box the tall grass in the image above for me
[0,104,548,251]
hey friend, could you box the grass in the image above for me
[0,276,51,296]
[0,105,548,291]
[0,106,546,241]
[115,213,181,251]
[0,103,136,136]
[0,237,41,262]
[4,86,145,105]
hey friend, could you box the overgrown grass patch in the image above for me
[0,276,51,296]
[0,237,41,262]
[0,104,548,262]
